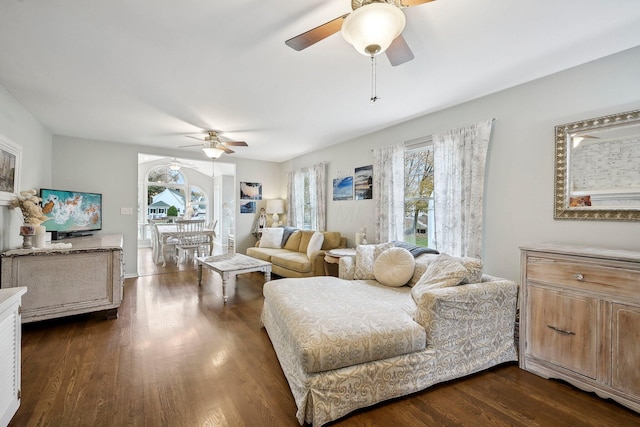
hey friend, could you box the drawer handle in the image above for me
[573,273,584,281]
[547,325,576,336]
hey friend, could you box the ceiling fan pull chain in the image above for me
[370,55,380,103]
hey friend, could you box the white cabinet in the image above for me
[1,234,123,323]
[0,287,26,427]
[520,244,640,413]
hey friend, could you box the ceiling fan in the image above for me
[285,0,435,66]
[166,158,198,171]
[181,131,248,159]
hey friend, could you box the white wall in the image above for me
[0,85,52,252]
[52,135,281,276]
[285,46,640,283]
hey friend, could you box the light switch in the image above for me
[120,207,133,215]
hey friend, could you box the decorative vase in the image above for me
[20,224,36,249]
[20,225,36,249]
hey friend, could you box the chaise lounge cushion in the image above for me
[263,276,426,374]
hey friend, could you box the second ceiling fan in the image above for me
[286,0,435,66]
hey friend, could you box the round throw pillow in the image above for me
[373,247,415,287]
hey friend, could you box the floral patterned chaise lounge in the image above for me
[261,243,518,426]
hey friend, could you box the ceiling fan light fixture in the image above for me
[341,3,406,57]
[202,147,224,159]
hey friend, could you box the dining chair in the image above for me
[151,223,178,264]
[175,219,207,262]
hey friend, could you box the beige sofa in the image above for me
[246,229,346,278]
[261,244,518,426]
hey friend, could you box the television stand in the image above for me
[1,234,124,323]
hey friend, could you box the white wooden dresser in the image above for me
[1,234,123,323]
[520,244,640,413]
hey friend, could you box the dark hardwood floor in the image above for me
[9,248,640,426]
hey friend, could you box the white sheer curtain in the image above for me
[286,162,327,231]
[433,118,494,259]
[373,143,405,243]
[309,162,326,231]
[286,170,304,228]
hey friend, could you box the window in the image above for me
[404,140,435,248]
[147,166,186,219]
[189,185,209,221]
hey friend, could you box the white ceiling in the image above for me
[1,0,640,163]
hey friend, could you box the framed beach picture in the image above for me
[0,135,22,205]
[354,165,373,200]
[333,176,353,201]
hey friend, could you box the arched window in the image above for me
[147,166,186,219]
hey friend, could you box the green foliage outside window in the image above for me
[167,206,179,217]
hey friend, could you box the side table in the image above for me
[324,248,356,277]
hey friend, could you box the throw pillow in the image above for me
[354,242,393,280]
[306,231,324,258]
[259,227,284,249]
[412,254,469,291]
[374,247,415,287]
[458,257,483,283]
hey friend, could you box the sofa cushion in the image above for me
[259,227,284,248]
[321,231,341,249]
[271,252,312,274]
[246,247,291,263]
[409,253,440,287]
[412,254,469,293]
[262,276,425,374]
[307,231,324,257]
[459,257,483,284]
[298,230,316,254]
[354,242,393,280]
[283,230,302,251]
[374,247,415,287]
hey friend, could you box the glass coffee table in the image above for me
[196,253,272,303]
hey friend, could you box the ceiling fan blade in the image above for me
[222,141,248,147]
[220,145,235,154]
[285,14,349,51]
[186,135,205,141]
[386,34,414,66]
[400,0,436,6]
[179,143,205,148]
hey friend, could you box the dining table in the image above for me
[153,223,216,266]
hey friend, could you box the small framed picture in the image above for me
[240,200,256,214]
[0,135,22,206]
[333,176,353,201]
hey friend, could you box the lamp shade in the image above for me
[341,3,406,56]
[202,147,224,159]
[266,199,285,214]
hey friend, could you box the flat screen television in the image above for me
[40,188,102,239]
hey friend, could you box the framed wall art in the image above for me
[0,135,22,205]
[354,165,373,200]
[240,182,262,200]
[333,176,353,201]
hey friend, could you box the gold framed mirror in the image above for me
[554,108,640,220]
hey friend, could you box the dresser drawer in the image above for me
[527,286,598,379]
[526,256,640,298]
